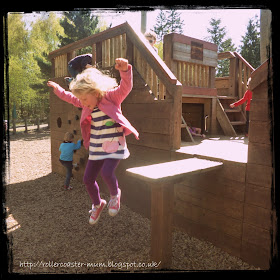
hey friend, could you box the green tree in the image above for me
[7,12,64,121]
[239,16,260,69]
[206,18,236,77]
[8,13,39,119]
[29,12,65,118]
[59,10,100,50]
[153,10,184,41]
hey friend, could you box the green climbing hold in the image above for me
[105,121,115,127]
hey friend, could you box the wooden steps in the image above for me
[217,96,246,136]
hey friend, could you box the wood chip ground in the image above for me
[4,128,260,273]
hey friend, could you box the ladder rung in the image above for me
[230,121,246,125]
[224,108,241,113]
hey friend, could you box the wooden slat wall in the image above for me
[133,45,167,100]
[122,70,175,150]
[173,160,247,258]
[241,60,273,269]
[54,54,68,78]
[177,61,209,88]
[102,34,127,67]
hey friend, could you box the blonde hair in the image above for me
[144,30,157,41]
[64,132,74,142]
[69,67,118,100]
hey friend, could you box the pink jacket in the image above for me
[53,64,139,149]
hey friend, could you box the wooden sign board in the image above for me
[191,41,203,61]
[173,41,217,67]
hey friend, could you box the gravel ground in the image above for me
[4,128,260,274]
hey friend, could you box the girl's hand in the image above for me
[115,58,128,72]
[229,103,235,108]
[47,81,59,90]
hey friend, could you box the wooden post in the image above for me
[150,182,174,269]
[229,57,238,97]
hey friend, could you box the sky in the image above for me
[21,8,260,49]
[94,9,260,48]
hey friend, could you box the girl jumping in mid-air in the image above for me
[47,58,139,225]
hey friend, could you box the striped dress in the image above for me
[89,107,130,161]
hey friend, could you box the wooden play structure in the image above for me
[48,22,275,269]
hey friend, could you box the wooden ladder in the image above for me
[181,115,195,142]
[217,96,246,136]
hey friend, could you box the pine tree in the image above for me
[153,11,168,41]
[206,18,236,77]
[59,10,100,48]
[153,10,184,41]
[239,16,260,69]
[165,10,184,34]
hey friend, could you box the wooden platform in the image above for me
[127,157,223,269]
[177,135,248,163]
[127,157,223,182]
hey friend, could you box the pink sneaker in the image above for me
[89,199,106,225]
[108,188,121,217]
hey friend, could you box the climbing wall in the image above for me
[49,77,89,183]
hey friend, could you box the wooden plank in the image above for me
[174,214,242,258]
[218,51,236,60]
[249,120,271,144]
[245,183,272,209]
[229,57,238,96]
[126,158,223,183]
[243,204,271,230]
[248,142,272,167]
[246,163,273,188]
[122,102,173,119]
[174,183,244,220]
[110,37,115,66]
[92,44,96,66]
[121,33,126,58]
[238,60,243,100]
[127,131,172,151]
[250,99,270,122]
[174,199,243,238]
[126,116,171,135]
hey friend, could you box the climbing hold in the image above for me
[75,115,79,121]
[68,120,71,124]
[57,117,62,128]
[73,130,77,135]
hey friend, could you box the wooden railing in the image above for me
[49,22,180,99]
[49,22,182,150]
[216,51,255,100]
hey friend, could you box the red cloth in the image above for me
[232,90,252,111]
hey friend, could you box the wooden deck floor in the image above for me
[178,135,248,163]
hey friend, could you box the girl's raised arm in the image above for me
[47,81,83,108]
